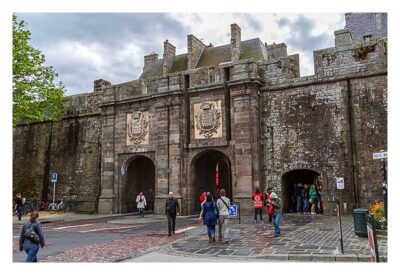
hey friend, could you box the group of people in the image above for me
[252,187,282,237]
[198,189,231,243]
[291,182,323,215]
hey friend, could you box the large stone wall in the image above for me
[13,115,102,212]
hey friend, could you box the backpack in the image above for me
[23,222,40,244]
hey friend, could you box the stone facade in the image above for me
[13,14,387,215]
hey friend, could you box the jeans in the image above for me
[167,212,177,233]
[138,208,144,217]
[303,199,309,213]
[23,242,39,262]
[273,213,282,236]
[207,224,216,237]
[218,215,230,241]
[17,207,22,221]
[296,196,302,213]
[254,208,263,221]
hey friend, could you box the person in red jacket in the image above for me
[265,187,274,223]
[252,187,263,223]
[199,191,207,210]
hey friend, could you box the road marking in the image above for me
[53,224,93,230]
[78,226,136,233]
[175,226,197,233]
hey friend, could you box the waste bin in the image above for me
[353,208,369,237]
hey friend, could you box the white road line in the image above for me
[175,226,196,233]
[78,226,136,233]
[52,224,93,230]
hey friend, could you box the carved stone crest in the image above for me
[127,111,149,145]
[194,101,222,139]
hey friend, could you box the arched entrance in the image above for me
[281,169,321,213]
[192,150,232,213]
[124,156,155,213]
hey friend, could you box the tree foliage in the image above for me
[13,15,65,127]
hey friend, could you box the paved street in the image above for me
[13,212,387,262]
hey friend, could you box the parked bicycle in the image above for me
[47,200,70,214]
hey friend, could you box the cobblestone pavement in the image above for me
[163,214,387,262]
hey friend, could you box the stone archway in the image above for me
[122,156,155,213]
[281,169,321,213]
[190,150,232,214]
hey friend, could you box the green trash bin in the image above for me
[353,208,369,237]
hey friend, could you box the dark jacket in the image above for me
[19,220,45,250]
[165,198,180,214]
[15,197,22,208]
[271,198,282,216]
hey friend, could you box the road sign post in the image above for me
[336,199,344,254]
[51,172,58,205]
[373,151,387,220]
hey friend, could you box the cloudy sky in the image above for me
[16,13,344,95]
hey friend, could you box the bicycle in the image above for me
[48,200,67,214]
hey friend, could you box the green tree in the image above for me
[13,14,65,127]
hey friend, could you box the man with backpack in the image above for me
[216,189,231,243]
[19,211,45,262]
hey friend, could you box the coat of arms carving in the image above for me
[127,111,149,145]
[194,101,222,139]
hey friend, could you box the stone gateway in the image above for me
[13,14,387,216]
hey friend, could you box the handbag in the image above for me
[24,222,40,244]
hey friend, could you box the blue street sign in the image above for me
[229,204,238,217]
[51,172,58,183]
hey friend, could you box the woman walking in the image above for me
[200,193,218,243]
[136,192,147,218]
[19,211,45,262]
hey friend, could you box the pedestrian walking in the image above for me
[265,187,274,223]
[147,188,154,212]
[216,189,231,243]
[302,184,310,214]
[309,184,319,215]
[165,191,180,236]
[200,193,218,243]
[252,187,263,223]
[14,193,23,221]
[268,192,282,237]
[295,183,303,213]
[19,211,45,262]
[136,192,146,218]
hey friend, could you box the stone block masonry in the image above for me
[13,14,387,215]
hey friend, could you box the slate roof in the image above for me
[140,38,266,79]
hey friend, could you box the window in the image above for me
[184,75,190,89]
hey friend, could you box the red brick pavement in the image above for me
[41,233,184,262]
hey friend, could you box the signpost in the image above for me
[229,202,240,224]
[373,151,388,220]
[336,199,344,254]
[51,172,57,205]
[366,214,380,262]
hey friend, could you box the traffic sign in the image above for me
[229,204,238,217]
[373,151,387,160]
[51,172,58,183]
[336,177,345,190]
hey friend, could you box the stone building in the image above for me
[13,14,387,216]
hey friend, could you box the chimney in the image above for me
[187,34,206,69]
[231,23,241,62]
[163,40,176,75]
[266,42,288,62]
[93,79,111,93]
[144,52,158,69]
[334,29,352,48]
